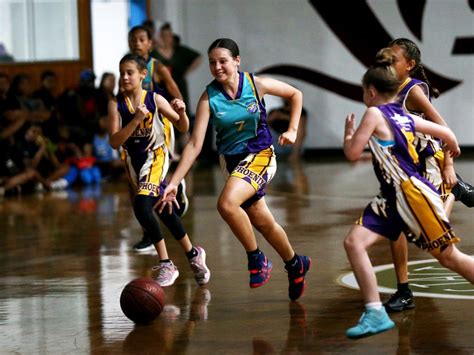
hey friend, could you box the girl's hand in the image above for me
[444,143,461,158]
[158,183,179,214]
[442,165,457,188]
[344,113,356,140]
[135,104,149,120]
[170,99,186,115]
[278,129,297,145]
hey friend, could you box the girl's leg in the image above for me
[246,197,311,300]
[344,225,386,303]
[3,168,38,191]
[217,176,259,251]
[344,225,395,339]
[385,236,414,312]
[443,193,455,217]
[246,198,294,261]
[390,237,409,284]
[134,194,178,287]
[435,244,474,283]
[155,238,170,260]
[156,207,210,286]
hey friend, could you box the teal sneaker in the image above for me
[346,308,395,339]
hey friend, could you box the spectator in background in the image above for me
[92,116,123,180]
[32,70,60,142]
[154,22,202,153]
[96,72,116,118]
[57,69,99,145]
[6,73,51,136]
[155,22,202,116]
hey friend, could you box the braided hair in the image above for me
[388,38,440,98]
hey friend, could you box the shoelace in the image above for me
[153,263,174,279]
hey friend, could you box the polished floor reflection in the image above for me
[1,157,473,353]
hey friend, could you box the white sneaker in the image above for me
[50,178,68,190]
[153,261,179,287]
[189,246,211,286]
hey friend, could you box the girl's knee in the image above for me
[344,233,361,253]
[217,196,234,217]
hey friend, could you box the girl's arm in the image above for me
[411,115,460,158]
[407,86,457,186]
[406,86,447,126]
[343,107,383,161]
[159,91,210,213]
[154,94,189,133]
[255,76,303,145]
[155,62,183,100]
[108,98,148,149]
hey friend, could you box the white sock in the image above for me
[365,302,383,310]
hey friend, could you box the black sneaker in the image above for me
[451,174,474,208]
[384,291,415,313]
[175,180,189,217]
[132,237,154,253]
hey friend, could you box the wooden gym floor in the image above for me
[1,155,473,354]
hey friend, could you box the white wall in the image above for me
[149,0,474,148]
[91,0,129,93]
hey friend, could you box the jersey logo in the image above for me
[246,101,258,114]
[216,111,226,118]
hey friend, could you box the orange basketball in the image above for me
[120,277,165,324]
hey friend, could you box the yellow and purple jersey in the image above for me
[358,103,459,255]
[396,77,446,195]
[116,90,165,160]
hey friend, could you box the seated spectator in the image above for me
[6,74,51,129]
[32,70,60,142]
[0,109,40,197]
[92,116,123,180]
[21,124,72,191]
[96,72,116,118]
[57,69,100,145]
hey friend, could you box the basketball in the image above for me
[120,277,165,324]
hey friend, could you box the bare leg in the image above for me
[444,193,455,217]
[155,239,169,260]
[435,244,474,283]
[390,237,409,284]
[176,234,193,254]
[246,198,294,261]
[217,177,259,251]
[3,168,38,191]
[344,225,386,303]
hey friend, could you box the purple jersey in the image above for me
[361,102,458,254]
[116,90,165,161]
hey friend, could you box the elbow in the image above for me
[109,139,121,150]
[344,149,360,162]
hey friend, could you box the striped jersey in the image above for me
[370,103,422,202]
[396,77,441,158]
[116,90,165,159]
[207,72,272,155]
